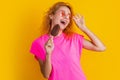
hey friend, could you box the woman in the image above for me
[30,2,106,80]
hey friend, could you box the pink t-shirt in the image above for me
[30,32,86,80]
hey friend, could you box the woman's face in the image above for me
[50,6,71,30]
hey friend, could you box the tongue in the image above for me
[50,24,60,36]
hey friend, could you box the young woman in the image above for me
[30,2,106,80]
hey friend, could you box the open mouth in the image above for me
[60,20,66,25]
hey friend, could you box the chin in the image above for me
[60,25,67,30]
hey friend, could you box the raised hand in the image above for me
[44,36,54,55]
[73,14,87,31]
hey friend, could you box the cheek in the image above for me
[53,15,61,21]
[68,19,70,23]
[55,13,61,18]
[67,20,70,25]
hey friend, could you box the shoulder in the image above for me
[64,32,84,41]
[71,32,84,39]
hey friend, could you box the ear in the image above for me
[49,14,53,19]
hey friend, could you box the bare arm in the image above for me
[38,54,52,79]
[73,14,106,51]
[82,26,106,51]
[38,37,54,78]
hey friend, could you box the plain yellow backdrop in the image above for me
[0,0,120,80]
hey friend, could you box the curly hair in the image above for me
[42,2,74,36]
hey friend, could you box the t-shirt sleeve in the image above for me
[29,41,46,61]
[76,34,84,53]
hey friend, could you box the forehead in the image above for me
[56,6,71,13]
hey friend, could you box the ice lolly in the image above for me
[50,24,60,36]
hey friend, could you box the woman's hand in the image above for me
[73,14,106,52]
[44,36,54,55]
[73,14,87,31]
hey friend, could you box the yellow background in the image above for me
[0,0,120,80]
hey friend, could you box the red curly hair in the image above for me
[42,2,74,36]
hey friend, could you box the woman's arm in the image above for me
[38,54,52,79]
[38,37,54,78]
[73,14,106,51]
[81,26,106,51]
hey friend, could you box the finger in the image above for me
[48,38,51,42]
[74,14,81,21]
[50,37,54,44]
[72,16,76,20]
[81,15,85,21]
[73,16,78,20]
[46,38,52,45]
[77,14,81,17]
[75,14,79,18]
[77,14,83,19]
[74,14,79,18]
